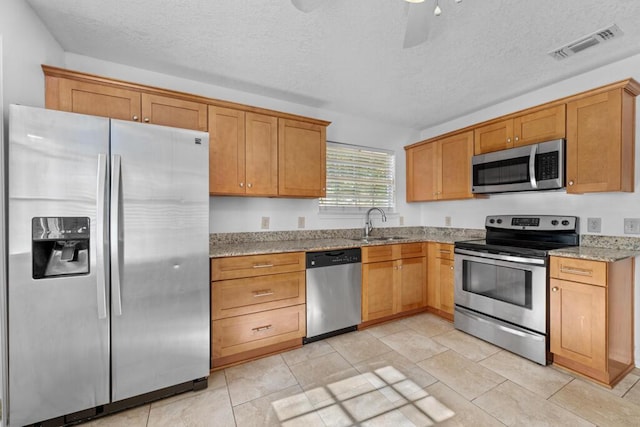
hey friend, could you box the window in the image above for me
[320,142,396,213]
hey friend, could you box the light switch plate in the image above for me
[587,217,601,233]
[261,216,270,230]
[624,218,640,234]
[445,216,452,227]
[297,216,305,229]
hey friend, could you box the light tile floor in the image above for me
[84,312,640,426]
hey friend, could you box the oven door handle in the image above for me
[529,144,538,189]
[454,248,546,265]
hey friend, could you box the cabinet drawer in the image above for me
[212,304,306,358]
[211,252,305,280]
[362,245,396,263]
[550,257,607,286]
[431,243,454,260]
[212,271,305,319]
[400,242,426,258]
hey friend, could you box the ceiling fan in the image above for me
[291,0,462,48]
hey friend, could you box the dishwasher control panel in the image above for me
[306,248,362,268]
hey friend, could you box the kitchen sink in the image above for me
[349,236,409,242]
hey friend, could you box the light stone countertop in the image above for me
[209,227,640,261]
[209,227,484,258]
[549,246,640,262]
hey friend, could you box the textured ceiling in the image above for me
[26,0,640,129]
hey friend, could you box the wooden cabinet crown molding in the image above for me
[405,78,640,151]
[42,65,331,127]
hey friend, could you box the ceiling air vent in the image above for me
[548,24,623,60]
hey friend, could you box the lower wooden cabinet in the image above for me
[210,252,306,369]
[361,243,427,323]
[427,243,455,321]
[549,256,634,387]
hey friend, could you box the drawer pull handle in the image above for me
[253,290,274,297]
[252,324,273,332]
[439,250,451,254]
[253,264,274,269]
[560,266,593,276]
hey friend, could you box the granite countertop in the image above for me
[549,246,640,262]
[209,227,483,258]
[209,227,640,260]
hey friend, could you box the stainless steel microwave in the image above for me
[471,139,565,194]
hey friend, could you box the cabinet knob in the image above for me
[239,182,244,188]
[552,287,559,292]
[507,137,511,143]
[450,266,454,270]
[143,117,150,123]
[132,115,139,121]
[515,136,519,142]
[568,180,574,186]
[247,183,253,188]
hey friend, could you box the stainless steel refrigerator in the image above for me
[5,105,210,426]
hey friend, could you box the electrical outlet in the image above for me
[297,216,305,229]
[587,217,601,233]
[445,216,452,227]
[399,216,405,226]
[624,218,640,234]
[261,216,270,230]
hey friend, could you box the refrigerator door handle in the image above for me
[111,154,123,316]
[96,154,108,319]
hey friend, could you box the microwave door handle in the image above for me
[529,144,538,188]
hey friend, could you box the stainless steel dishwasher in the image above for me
[304,248,362,343]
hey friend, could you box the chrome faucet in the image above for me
[364,207,387,239]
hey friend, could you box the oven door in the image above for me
[454,249,547,333]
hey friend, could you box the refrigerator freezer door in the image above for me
[7,105,111,426]
[110,120,210,401]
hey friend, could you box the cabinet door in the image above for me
[427,243,454,319]
[513,105,565,147]
[208,106,246,195]
[140,93,207,131]
[406,143,438,202]
[438,257,455,317]
[438,131,474,200]
[566,89,631,193]
[398,257,427,312]
[245,113,278,196]
[56,78,141,121]
[362,261,395,321]
[278,119,326,197]
[474,119,513,154]
[549,278,606,372]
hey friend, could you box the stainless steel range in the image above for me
[454,215,579,365]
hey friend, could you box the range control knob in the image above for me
[551,220,559,226]
[562,220,570,226]
[496,219,503,224]
[489,219,495,224]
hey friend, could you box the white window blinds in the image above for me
[320,142,396,212]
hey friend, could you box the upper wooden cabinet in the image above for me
[45,67,207,131]
[278,119,327,198]
[43,65,330,199]
[141,93,207,131]
[209,106,278,196]
[406,131,473,202]
[474,105,565,154]
[566,82,640,193]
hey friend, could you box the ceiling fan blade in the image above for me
[403,2,431,48]
[291,0,326,13]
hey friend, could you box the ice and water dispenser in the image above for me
[32,217,90,279]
